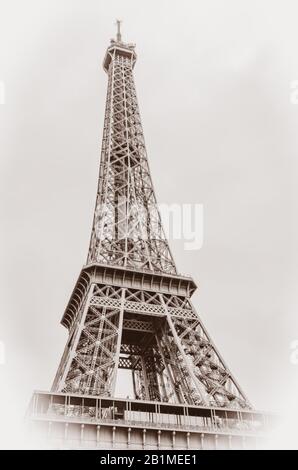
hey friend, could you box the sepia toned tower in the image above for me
[28,23,272,449]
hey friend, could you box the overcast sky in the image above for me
[1,0,298,448]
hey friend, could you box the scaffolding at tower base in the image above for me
[27,391,275,450]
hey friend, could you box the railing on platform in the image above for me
[28,391,273,437]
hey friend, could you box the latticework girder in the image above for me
[87,42,176,274]
[53,282,250,409]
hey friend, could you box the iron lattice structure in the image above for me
[87,39,176,274]
[51,30,251,412]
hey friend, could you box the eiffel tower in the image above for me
[28,23,272,449]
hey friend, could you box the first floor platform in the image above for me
[27,391,275,449]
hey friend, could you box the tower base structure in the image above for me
[27,391,273,450]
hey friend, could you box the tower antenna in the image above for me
[115,19,122,42]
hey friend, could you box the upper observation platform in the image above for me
[103,20,137,72]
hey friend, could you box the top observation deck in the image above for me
[103,20,137,72]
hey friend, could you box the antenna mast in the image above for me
[116,19,122,42]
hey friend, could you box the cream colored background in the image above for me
[0,0,298,448]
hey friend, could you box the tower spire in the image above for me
[115,19,122,42]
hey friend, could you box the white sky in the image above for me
[1,0,298,448]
